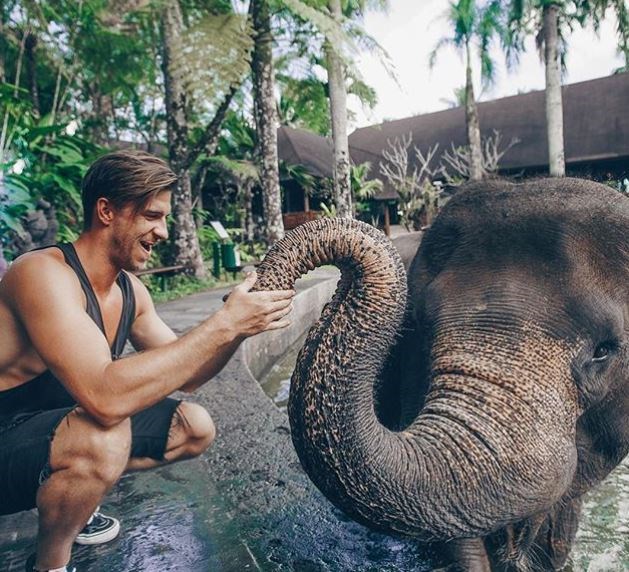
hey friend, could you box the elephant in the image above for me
[252,177,628,571]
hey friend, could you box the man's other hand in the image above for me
[222,272,295,337]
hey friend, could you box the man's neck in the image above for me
[73,233,120,295]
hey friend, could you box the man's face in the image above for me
[110,191,172,271]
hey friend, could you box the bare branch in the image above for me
[440,130,520,183]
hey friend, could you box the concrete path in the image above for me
[0,269,433,572]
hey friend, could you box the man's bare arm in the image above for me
[127,273,247,393]
[8,257,293,427]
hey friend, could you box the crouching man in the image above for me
[0,150,295,572]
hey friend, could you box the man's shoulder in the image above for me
[7,247,68,278]
[1,248,79,304]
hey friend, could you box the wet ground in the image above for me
[2,265,627,571]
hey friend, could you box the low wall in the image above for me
[242,270,339,382]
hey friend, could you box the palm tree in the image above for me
[577,0,629,71]
[160,0,206,276]
[274,0,386,217]
[430,0,502,181]
[325,0,352,217]
[160,0,245,277]
[250,0,285,244]
[504,0,581,177]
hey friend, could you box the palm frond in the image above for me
[168,12,253,110]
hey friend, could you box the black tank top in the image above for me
[0,243,136,424]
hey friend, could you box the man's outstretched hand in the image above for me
[221,271,295,337]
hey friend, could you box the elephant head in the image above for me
[253,178,628,569]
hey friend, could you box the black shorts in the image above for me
[0,398,180,516]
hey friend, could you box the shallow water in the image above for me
[260,341,629,570]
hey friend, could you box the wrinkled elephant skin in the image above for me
[254,178,628,571]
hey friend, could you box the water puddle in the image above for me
[261,340,629,570]
[259,331,309,412]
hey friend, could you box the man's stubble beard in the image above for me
[110,232,143,272]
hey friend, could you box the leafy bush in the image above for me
[2,116,102,259]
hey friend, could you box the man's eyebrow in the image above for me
[145,209,169,217]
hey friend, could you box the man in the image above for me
[0,150,295,572]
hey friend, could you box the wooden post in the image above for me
[383,202,391,237]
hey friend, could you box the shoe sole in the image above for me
[74,519,121,545]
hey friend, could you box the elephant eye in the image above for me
[592,342,615,362]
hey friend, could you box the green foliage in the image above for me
[196,224,222,260]
[280,161,319,194]
[575,0,629,70]
[0,173,36,237]
[502,0,579,71]
[272,0,386,135]
[168,12,253,111]
[277,74,330,136]
[351,161,382,200]
[319,201,337,217]
[215,110,256,158]
[606,177,629,196]
[142,272,220,303]
[1,113,102,255]
[430,0,503,89]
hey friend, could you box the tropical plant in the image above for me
[503,0,587,177]
[250,0,285,244]
[324,0,352,217]
[160,0,253,276]
[2,119,101,258]
[440,129,520,183]
[350,161,382,225]
[269,0,387,219]
[430,0,503,181]
[351,161,383,201]
[576,0,629,72]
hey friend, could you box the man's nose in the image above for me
[155,218,169,240]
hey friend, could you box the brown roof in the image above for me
[277,126,334,179]
[349,73,629,199]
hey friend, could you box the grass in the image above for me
[142,271,242,304]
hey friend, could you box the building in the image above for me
[278,73,629,229]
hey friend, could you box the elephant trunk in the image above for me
[255,219,576,540]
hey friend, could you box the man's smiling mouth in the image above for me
[140,240,154,254]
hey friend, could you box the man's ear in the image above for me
[95,197,115,226]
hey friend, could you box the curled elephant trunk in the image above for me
[254,218,576,540]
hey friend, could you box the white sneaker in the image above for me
[74,508,120,545]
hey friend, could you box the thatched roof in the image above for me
[277,126,334,179]
[349,73,629,199]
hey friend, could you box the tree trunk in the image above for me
[161,0,206,277]
[1,24,26,166]
[325,0,352,217]
[465,41,483,181]
[88,81,110,146]
[24,31,40,116]
[543,3,565,177]
[242,180,255,244]
[250,0,284,244]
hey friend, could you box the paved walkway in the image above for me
[1,270,433,572]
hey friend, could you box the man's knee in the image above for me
[52,409,131,485]
[174,402,216,456]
